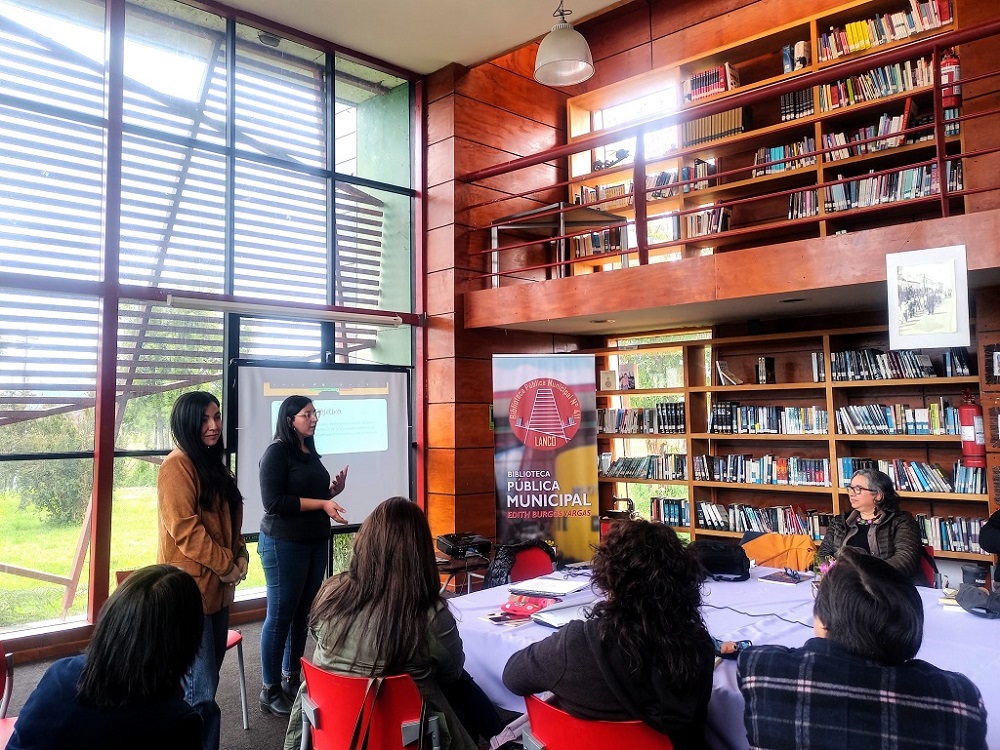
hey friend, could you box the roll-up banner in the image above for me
[492,354,599,562]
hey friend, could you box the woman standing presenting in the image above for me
[158,391,248,750]
[258,395,348,716]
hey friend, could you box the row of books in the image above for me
[596,403,686,434]
[650,497,690,527]
[752,136,817,176]
[696,501,832,540]
[944,346,973,377]
[817,0,952,62]
[779,88,815,122]
[838,456,981,494]
[681,107,749,147]
[780,41,810,74]
[686,205,731,238]
[822,161,962,213]
[828,347,936,381]
[726,503,821,540]
[572,226,626,258]
[788,189,819,220]
[682,61,740,102]
[953,463,987,495]
[916,513,988,555]
[601,452,688,481]
[834,401,960,436]
[818,58,933,112]
[576,181,633,211]
[822,103,917,160]
[707,402,829,435]
[692,454,832,486]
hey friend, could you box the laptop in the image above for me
[508,575,591,597]
[530,600,596,628]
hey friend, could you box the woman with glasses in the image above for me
[257,395,349,716]
[818,468,922,580]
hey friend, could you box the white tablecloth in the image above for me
[448,569,1000,750]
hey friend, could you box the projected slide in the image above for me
[230,361,412,535]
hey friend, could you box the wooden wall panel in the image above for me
[426,93,455,146]
[426,268,456,316]
[426,313,457,360]
[456,64,568,127]
[588,1,654,63]
[453,96,564,157]
[454,137,563,195]
[455,492,499,537]
[426,139,455,189]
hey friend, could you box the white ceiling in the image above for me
[220,0,629,75]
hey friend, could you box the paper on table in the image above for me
[530,600,595,628]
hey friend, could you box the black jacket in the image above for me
[502,617,714,750]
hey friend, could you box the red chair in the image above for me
[523,694,673,750]
[484,541,557,587]
[1,640,16,747]
[919,545,941,588]
[299,659,440,750]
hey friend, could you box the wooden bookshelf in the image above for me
[565,0,963,272]
[595,323,991,561]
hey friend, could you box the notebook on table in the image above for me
[508,575,591,597]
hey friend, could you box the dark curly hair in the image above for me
[590,520,710,684]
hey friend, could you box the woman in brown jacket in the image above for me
[158,391,248,750]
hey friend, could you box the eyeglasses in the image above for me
[783,567,801,582]
[847,485,875,495]
[295,410,318,420]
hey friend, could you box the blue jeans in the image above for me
[183,607,229,750]
[258,531,328,686]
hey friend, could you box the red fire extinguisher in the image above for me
[940,49,962,109]
[959,390,986,468]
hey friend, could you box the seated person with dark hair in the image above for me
[8,564,204,750]
[502,520,715,750]
[737,547,987,750]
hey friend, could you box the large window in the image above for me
[0,0,415,635]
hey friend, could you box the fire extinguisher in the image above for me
[959,390,986,468]
[940,49,962,109]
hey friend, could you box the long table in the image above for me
[448,568,1000,749]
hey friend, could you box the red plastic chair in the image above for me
[523,694,673,750]
[0,640,16,747]
[510,545,557,583]
[299,659,441,750]
[919,545,941,588]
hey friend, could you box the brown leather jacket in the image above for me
[157,449,247,613]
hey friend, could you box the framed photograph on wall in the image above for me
[886,245,970,350]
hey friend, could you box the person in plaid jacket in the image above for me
[737,547,987,750]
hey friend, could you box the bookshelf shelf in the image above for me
[593,319,989,560]
[565,0,964,266]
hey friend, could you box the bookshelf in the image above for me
[595,323,991,561]
[565,0,962,271]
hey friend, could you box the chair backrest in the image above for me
[0,640,11,719]
[300,659,438,750]
[485,541,556,588]
[919,545,941,588]
[523,695,673,750]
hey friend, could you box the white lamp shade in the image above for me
[534,21,594,86]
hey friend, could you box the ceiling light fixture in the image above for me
[167,294,403,327]
[534,0,595,87]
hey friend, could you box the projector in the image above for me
[436,532,492,559]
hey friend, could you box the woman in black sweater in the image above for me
[257,395,348,715]
[502,520,715,749]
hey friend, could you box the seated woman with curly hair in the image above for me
[502,520,715,749]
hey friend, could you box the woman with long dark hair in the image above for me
[282,497,503,750]
[258,395,348,715]
[158,391,247,750]
[503,520,716,749]
[7,564,204,750]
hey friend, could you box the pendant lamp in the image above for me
[533,1,595,86]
